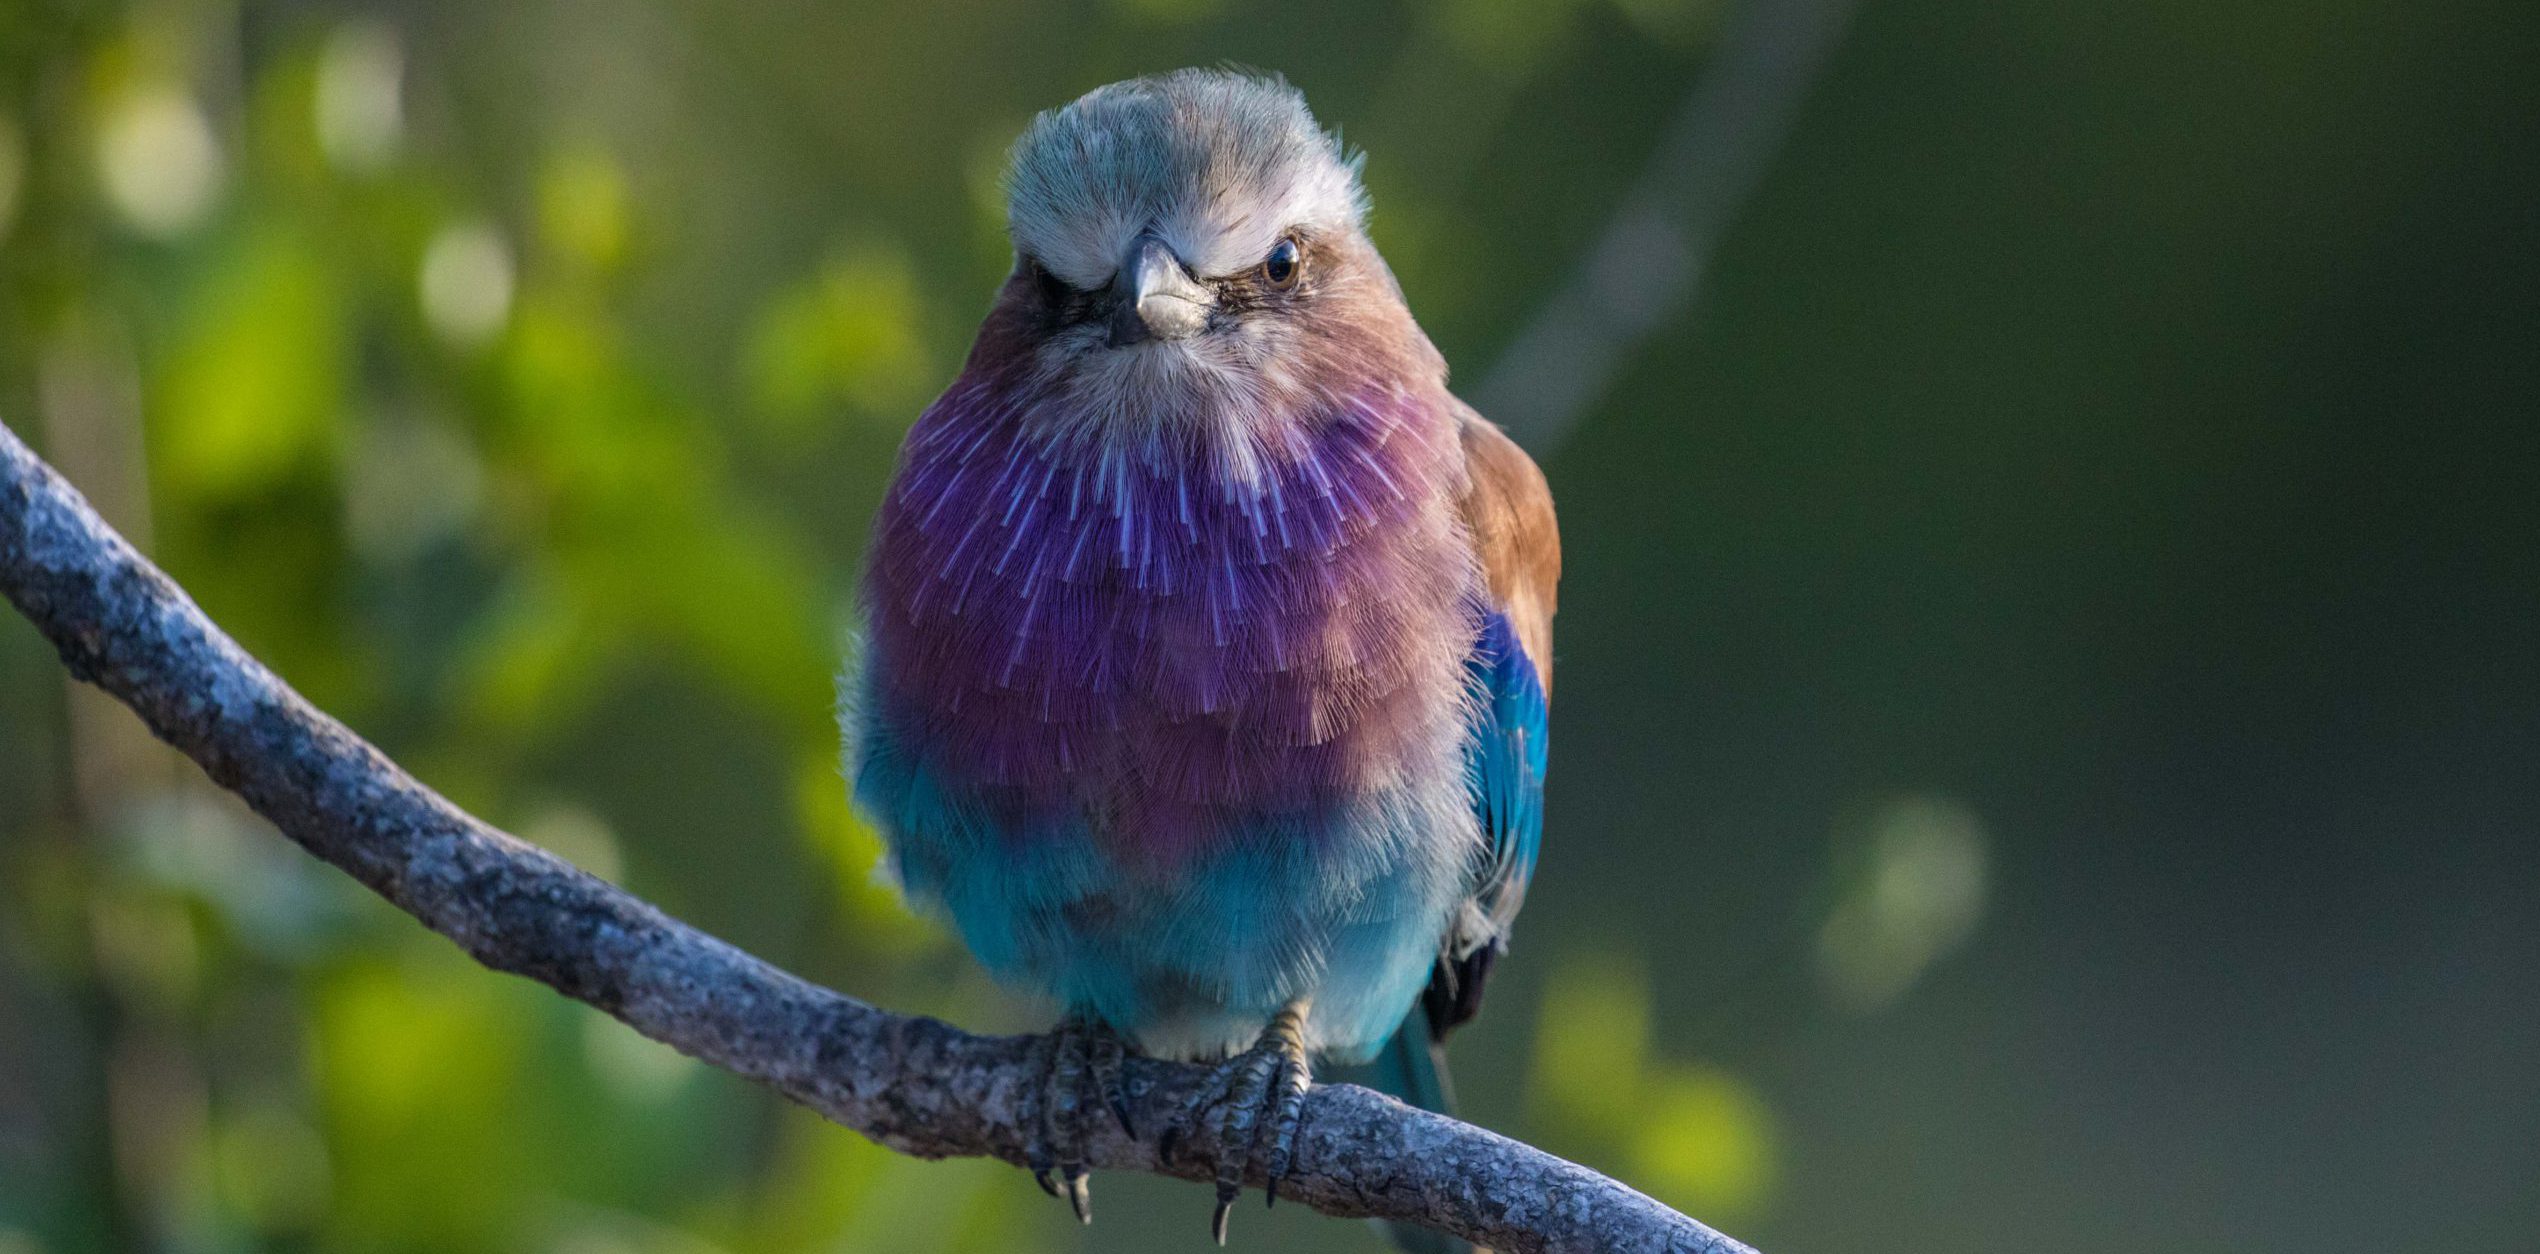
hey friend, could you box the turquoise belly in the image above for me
[851,710,1469,1065]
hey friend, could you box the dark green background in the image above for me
[4,0,2535,1250]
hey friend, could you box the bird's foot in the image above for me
[1020,1015,1134,1224]
[1160,1003,1313,1246]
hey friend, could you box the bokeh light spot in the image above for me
[314,22,404,173]
[519,799,627,884]
[96,86,224,238]
[1817,794,1990,1013]
[420,221,516,346]
[1528,952,1652,1134]
[581,1010,699,1103]
[1628,1066,1779,1222]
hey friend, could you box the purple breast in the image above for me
[863,372,1474,863]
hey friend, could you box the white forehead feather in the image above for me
[1006,69,1367,290]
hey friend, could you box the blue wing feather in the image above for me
[1418,606,1548,1036]
[1467,608,1547,935]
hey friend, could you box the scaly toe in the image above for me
[1209,1048,1278,1220]
[1021,1033,1060,1197]
[1025,1017,1134,1223]
[1091,1027,1135,1138]
[1181,1005,1314,1244]
[1258,1048,1312,1207]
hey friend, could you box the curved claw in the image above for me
[1024,1017,1138,1224]
[1175,1002,1315,1246]
[1063,1166,1092,1224]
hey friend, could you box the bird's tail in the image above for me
[1333,1004,1473,1254]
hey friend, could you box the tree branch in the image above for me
[1477,0,1857,455]
[0,419,1754,1252]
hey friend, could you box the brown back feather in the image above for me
[1455,408,1560,691]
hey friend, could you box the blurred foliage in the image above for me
[0,1,1766,1250]
[0,1,989,1249]
[1531,953,1779,1224]
[5,0,2537,1252]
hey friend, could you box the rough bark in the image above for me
[0,420,1756,1254]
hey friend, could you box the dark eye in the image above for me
[1260,237,1302,289]
[1026,257,1071,306]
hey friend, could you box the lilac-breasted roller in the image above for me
[846,69,1557,1246]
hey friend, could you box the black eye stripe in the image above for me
[1026,242,1307,330]
[1026,257,1074,304]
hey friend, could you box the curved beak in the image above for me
[1108,236,1213,347]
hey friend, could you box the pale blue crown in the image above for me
[1005,69,1368,291]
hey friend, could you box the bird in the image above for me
[845,68,1556,1249]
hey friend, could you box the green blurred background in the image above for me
[3,0,2535,1250]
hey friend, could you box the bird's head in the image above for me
[976,69,1440,443]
